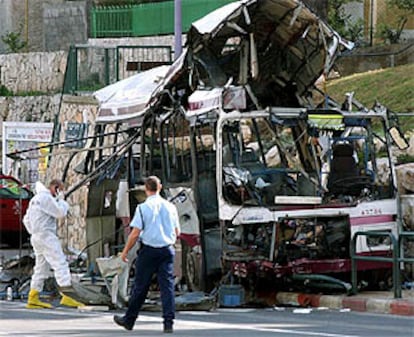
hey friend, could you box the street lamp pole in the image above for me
[174,0,182,60]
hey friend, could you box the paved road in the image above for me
[1,301,413,337]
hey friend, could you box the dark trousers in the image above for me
[124,244,175,327]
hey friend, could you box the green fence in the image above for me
[63,45,173,94]
[90,0,235,38]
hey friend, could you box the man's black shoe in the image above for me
[113,315,133,331]
[163,324,173,333]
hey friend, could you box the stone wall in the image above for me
[0,94,60,122]
[0,93,99,251]
[0,51,67,93]
[47,95,98,251]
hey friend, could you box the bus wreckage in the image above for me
[56,0,409,305]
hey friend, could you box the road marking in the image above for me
[253,326,360,337]
[175,315,361,337]
[1,302,363,337]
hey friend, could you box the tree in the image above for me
[378,0,414,44]
[1,25,27,53]
[327,0,363,42]
[387,0,414,12]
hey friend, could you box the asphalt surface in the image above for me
[1,300,414,337]
[1,248,414,317]
[275,290,414,316]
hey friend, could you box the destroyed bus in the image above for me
[62,0,408,298]
[120,93,407,295]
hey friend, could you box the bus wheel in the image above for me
[182,240,201,291]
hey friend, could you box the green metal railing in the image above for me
[91,5,133,37]
[64,45,116,94]
[90,0,235,38]
[63,44,173,95]
[351,231,414,298]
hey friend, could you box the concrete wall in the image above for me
[43,1,88,52]
[0,1,13,52]
[343,1,364,25]
[0,0,24,54]
[0,0,88,54]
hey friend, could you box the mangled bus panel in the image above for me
[217,107,400,294]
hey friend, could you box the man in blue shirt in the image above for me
[114,176,180,333]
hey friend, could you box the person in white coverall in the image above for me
[23,179,84,309]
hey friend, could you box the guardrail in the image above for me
[337,43,414,76]
[351,231,414,298]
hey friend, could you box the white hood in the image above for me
[34,181,49,195]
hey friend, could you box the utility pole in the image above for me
[174,0,182,60]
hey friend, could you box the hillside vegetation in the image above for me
[325,63,414,134]
[326,63,414,113]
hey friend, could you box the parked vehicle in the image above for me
[0,174,32,248]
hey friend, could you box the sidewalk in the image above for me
[275,290,414,316]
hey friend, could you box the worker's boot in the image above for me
[26,289,52,309]
[60,294,85,308]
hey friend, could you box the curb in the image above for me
[275,292,414,316]
[390,300,414,316]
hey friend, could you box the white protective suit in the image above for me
[23,182,71,291]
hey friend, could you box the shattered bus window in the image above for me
[162,113,192,183]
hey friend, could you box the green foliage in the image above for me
[387,0,414,12]
[327,0,364,41]
[377,17,408,44]
[1,25,27,53]
[326,63,414,114]
[15,90,49,96]
[346,19,365,42]
[397,153,414,165]
[77,73,103,92]
[377,0,414,44]
[0,85,52,97]
[0,85,13,96]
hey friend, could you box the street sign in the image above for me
[2,122,53,185]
